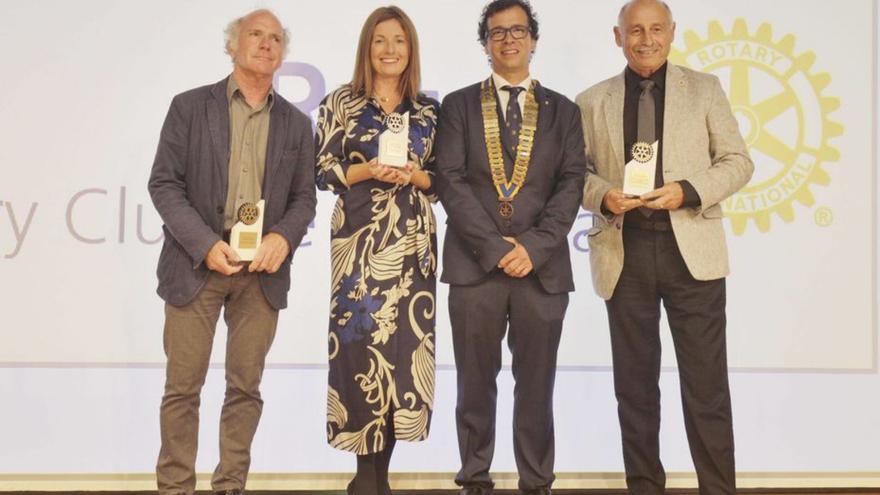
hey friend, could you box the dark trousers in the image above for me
[607,227,735,495]
[449,271,568,492]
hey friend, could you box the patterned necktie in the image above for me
[502,85,524,153]
[638,79,656,217]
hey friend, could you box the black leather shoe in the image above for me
[459,485,494,495]
[520,487,551,495]
[213,490,242,495]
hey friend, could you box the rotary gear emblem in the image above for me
[631,142,654,163]
[385,113,405,133]
[237,202,259,226]
[669,19,843,234]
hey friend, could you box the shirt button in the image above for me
[216,206,223,214]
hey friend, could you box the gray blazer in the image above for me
[577,64,754,300]
[148,77,317,310]
[436,80,585,294]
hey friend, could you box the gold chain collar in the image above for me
[480,77,539,219]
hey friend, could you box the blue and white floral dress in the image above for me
[315,85,437,454]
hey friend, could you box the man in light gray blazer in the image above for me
[148,10,315,495]
[577,1,753,494]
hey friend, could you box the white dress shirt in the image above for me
[492,72,532,120]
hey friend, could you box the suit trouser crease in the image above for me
[157,271,278,494]
[605,228,735,495]
[450,272,566,491]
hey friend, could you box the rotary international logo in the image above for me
[669,19,842,234]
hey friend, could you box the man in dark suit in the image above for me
[435,1,585,493]
[148,9,316,495]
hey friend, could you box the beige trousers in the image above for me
[156,270,278,495]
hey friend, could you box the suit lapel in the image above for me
[603,73,626,174]
[663,64,686,175]
[263,96,289,200]
[529,81,551,176]
[207,78,230,183]
[533,81,550,137]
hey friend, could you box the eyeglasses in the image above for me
[488,25,530,42]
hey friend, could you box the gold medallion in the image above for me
[481,78,539,219]
[237,202,259,226]
[631,141,654,163]
[499,201,514,219]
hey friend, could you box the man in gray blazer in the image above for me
[577,1,753,494]
[148,9,316,495]
[436,1,585,493]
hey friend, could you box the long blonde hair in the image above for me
[351,6,421,100]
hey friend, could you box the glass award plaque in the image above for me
[623,140,658,197]
[378,112,409,167]
[230,199,265,261]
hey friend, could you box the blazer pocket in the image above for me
[586,225,611,254]
[702,204,724,219]
[586,226,604,237]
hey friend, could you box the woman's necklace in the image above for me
[375,92,400,103]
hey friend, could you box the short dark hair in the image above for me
[477,0,539,46]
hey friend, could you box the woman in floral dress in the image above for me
[314,6,437,495]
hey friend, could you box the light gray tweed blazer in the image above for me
[576,64,754,300]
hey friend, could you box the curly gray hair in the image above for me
[224,9,290,60]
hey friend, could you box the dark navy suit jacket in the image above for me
[148,77,316,310]
[436,80,585,294]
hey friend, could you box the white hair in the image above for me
[224,9,290,60]
[617,0,674,28]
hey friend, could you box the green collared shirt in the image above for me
[224,75,274,230]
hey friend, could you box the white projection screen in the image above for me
[0,0,878,491]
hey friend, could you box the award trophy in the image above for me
[623,140,659,197]
[230,199,265,261]
[378,112,409,167]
